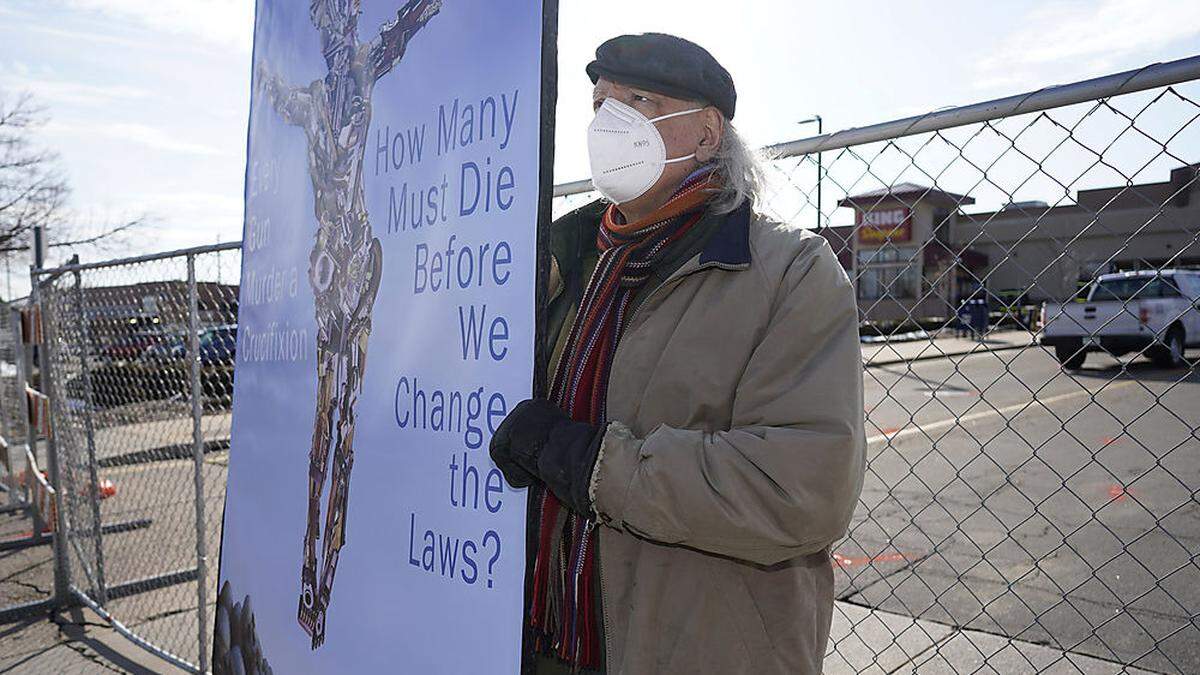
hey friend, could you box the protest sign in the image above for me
[215,1,556,672]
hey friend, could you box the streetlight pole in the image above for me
[797,115,823,231]
[796,115,852,301]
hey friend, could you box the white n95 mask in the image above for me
[587,98,704,204]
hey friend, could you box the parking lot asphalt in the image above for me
[1,338,1196,673]
[0,410,228,673]
[838,344,1199,673]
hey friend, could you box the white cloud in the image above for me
[0,63,152,106]
[43,120,226,156]
[140,190,244,215]
[975,0,1200,90]
[110,122,228,156]
[22,22,161,51]
[61,0,254,53]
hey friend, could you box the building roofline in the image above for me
[838,183,975,208]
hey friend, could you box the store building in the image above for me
[81,280,239,341]
[823,163,1200,325]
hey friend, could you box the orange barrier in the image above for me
[22,448,55,535]
[19,306,42,345]
[24,387,51,439]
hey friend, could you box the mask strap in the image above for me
[648,107,705,124]
[653,108,704,165]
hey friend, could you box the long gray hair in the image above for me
[709,118,768,214]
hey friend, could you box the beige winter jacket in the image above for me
[542,198,866,674]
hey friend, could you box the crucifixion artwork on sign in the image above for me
[255,0,443,649]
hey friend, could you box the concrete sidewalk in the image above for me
[863,328,1035,368]
[0,608,187,674]
[0,599,1155,673]
[825,600,1159,674]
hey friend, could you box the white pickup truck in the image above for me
[1040,269,1200,369]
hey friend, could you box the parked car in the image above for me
[994,288,1037,329]
[994,288,1029,309]
[140,333,187,363]
[100,332,161,362]
[132,325,236,365]
[199,325,237,365]
[1040,269,1200,369]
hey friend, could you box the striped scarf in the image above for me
[531,166,720,669]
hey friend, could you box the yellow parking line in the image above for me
[868,379,1138,446]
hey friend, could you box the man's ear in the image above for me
[694,107,724,162]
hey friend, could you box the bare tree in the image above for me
[0,90,143,276]
[0,92,67,256]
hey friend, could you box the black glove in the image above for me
[489,398,603,516]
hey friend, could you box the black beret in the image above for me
[586,33,736,119]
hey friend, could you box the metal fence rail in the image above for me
[539,54,1200,674]
[0,303,23,504]
[0,298,64,624]
[775,59,1199,673]
[28,243,238,671]
[3,55,1198,673]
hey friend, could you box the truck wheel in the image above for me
[1151,326,1186,369]
[1055,342,1086,369]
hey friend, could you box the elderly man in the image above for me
[490,33,866,674]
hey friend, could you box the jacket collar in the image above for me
[548,196,753,301]
[697,198,752,267]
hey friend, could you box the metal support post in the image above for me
[29,271,72,606]
[797,114,823,231]
[73,270,107,603]
[16,308,42,537]
[0,446,19,511]
[814,116,823,231]
[187,254,210,674]
[1,306,20,509]
[8,305,31,511]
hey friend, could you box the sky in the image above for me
[1,0,1199,280]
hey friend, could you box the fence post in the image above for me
[7,305,30,511]
[30,272,72,607]
[73,269,107,604]
[187,254,210,674]
[8,306,38,530]
[2,306,19,510]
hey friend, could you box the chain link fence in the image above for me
[815,81,1200,675]
[0,297,62,624]
[2,56,1198,673]
[557,58,1200,674]
[0,301,24,504]
[27,244,238,671]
